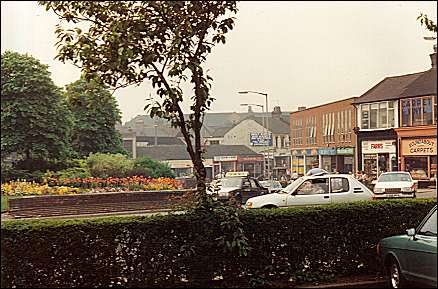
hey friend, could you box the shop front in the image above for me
[361,140,397,178]
[291,150,305,176]
[336,147,355,174]
[318,148,337,173]
[399,137,437,183]
[305,149,319,173]
[213,155,237,177]
[236,155,264,179]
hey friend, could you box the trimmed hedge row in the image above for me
[1,199,436,288]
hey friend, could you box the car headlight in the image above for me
[401,187,413,192]
[245,201,253,208]
[374,188,384,194]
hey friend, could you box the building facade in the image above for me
[355,47,437,182]
[290,97,357,175]
[395,48,437,184]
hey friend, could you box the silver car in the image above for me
[245,174,374,209]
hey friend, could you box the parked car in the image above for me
[373,172,417,199]
[207,171,268,205]
[377,205,437,288]
[259,180,283,193]
[244,174,373,209]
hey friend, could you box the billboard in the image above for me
[250,132,272,146]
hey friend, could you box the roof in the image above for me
[136,136,184,145]
[401,68,437,98]
[208,126,232,138]
[238,116,290,134]
[354,72,425,104]
[136,144,261,161]
[290,96,357,114]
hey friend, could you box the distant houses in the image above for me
[117,46,437,185]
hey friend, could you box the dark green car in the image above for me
[377,205,437,288]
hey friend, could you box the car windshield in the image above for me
[280,177,304,193]
[220,177,243,188]
[378,173,412,182]
[260,181,282,188]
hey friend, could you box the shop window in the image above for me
[405,157,429,180]
[423,97,433,125]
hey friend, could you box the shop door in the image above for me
[378,153,389,176]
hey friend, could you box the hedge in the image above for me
[1,199,436,288]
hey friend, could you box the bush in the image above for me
[134,156,175,178]
[86,153,134,178]
[1,199,435,288]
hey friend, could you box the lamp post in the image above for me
[239,90,270,180]
[241,103,264,178]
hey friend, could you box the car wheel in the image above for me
[386,256,407,288]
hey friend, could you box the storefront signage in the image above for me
[237,155,264,162]
[336,147,354,155]
[213,156,237,162]
[362,140,396,154]
[318,148,337,155]
[401,138,436,156]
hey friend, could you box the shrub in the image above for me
[86,153,134,178]
[1,199,435,288]
[134,156,175,178]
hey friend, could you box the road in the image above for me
[417,187,437,199]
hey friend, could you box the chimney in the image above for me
[272,106,282,118]
[298,106,306,111]
[430,44,437,68]
[247,105,253,113]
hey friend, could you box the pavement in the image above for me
[298,275,386,288]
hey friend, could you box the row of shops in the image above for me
[291,147,355,175]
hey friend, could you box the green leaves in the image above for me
[1,51,73,169]
[65,75,124,158]
[39,1,238,200]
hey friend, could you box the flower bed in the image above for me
[1,177,182,197]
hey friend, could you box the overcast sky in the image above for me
[1,1,437,124]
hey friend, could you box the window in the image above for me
[361,104,369,129]
[210,140,220,145]
[370,104,378,129]
[434,96,437,124]
[296,178,329,195]
[379,102,387,128]
[401,96,436,127]
[423,97,433,125]
[418,210,437,236]
[330,178,349,193]
[412,98,422,126]
[249,179,258,188]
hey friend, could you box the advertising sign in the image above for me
[362,140,396,154]
[318,148,337,155]
[336,147,354,155]
[213,156,237,162]
[250,132,272,146]
[401,138,436,156]
[237,155,264,162]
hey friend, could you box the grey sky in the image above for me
[1,1,437,124]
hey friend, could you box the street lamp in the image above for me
[239,90,271,180]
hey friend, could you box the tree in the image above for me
[1,51,72,171]
[134,156,175,179]
[417,13,437,33]
[39,1,238,203]
[66,76,125,158]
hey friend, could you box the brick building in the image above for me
[290,97,357,175]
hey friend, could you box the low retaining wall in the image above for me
[7,190,194,218]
